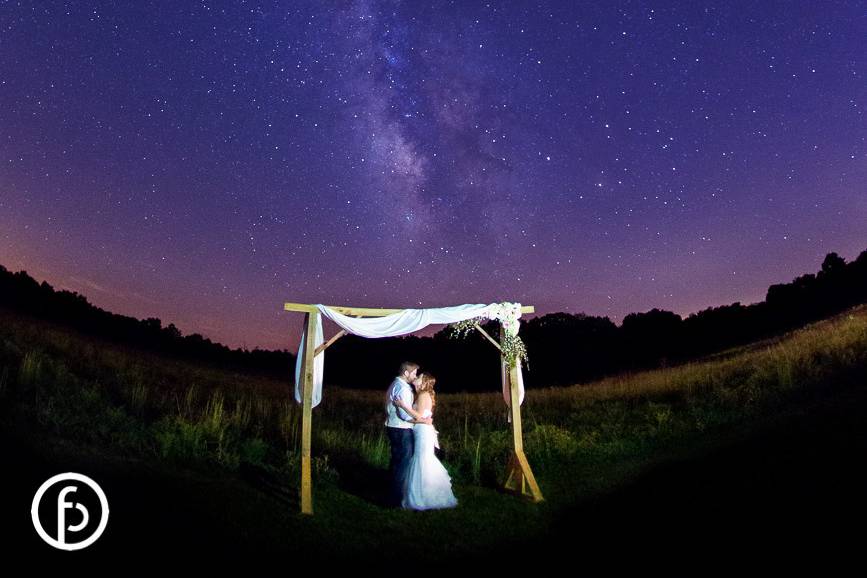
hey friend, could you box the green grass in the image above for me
[1,302,866,557]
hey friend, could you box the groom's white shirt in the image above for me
[385,376,414,429]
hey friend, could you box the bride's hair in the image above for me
[417,372,437,409]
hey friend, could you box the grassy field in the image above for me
[2,302,866,565]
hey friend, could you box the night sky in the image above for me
[1,1,864,351]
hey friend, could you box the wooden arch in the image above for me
[283,302,544,515]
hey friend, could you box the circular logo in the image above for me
[31,472,109,551]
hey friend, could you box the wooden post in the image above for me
[501,323,544,502]
[299,312,317,515]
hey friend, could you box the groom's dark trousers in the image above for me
[386,426,414,507]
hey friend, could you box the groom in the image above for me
[385,361,431,507]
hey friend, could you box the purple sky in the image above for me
[1,1,865,351]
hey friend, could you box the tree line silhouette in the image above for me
[1,248,865,392]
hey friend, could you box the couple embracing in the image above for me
[384,361,458,510]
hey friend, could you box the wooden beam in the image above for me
[283,302,319,313]
[284,302,535,316]
[314,329,346,357]
[473,322,502,352]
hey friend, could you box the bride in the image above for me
[393,372,458,510]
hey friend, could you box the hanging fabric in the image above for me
[293,303,526,410]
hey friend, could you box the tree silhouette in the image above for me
[1,247,866,392]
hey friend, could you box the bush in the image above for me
[240,436,269,466]
[525,424,578,465]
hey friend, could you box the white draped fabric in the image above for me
[293,313,324,408]
[501,356,526,422]
[294,303,526,409]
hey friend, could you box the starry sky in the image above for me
[1,1,865,351]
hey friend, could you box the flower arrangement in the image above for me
[450,302,529,369]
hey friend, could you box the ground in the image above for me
[4,380,866,570]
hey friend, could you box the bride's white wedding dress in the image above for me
[402,408,458,510]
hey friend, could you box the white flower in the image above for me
[486,301,522,335]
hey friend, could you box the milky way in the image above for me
[0,1,864,350]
